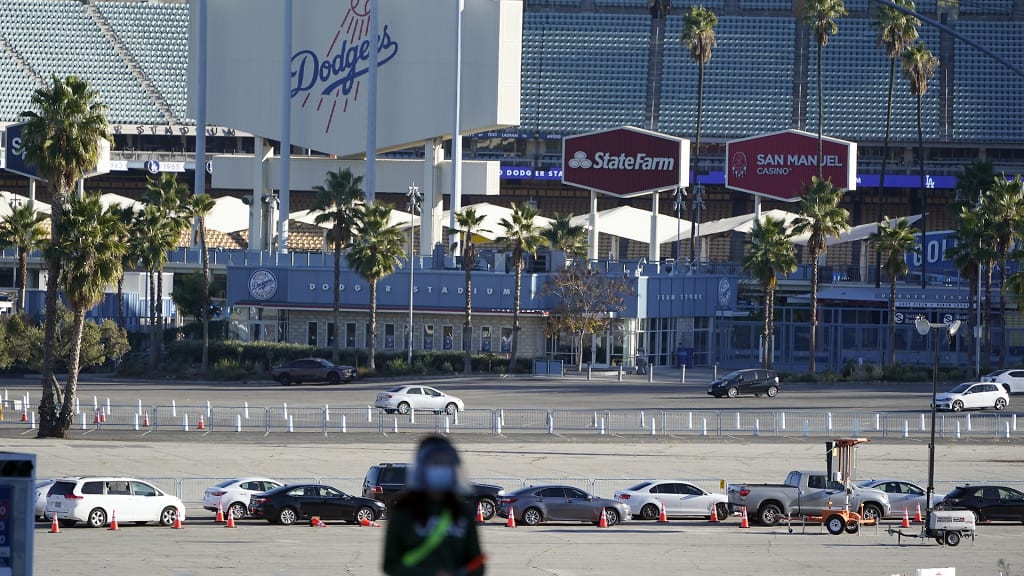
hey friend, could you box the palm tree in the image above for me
[873,0,919,287]
[805,0,847,178]
[455,207,489,374]
[185,193,217,373]
[791,177,850,373]
[742,216,797,369]
[311,168,366,363]
[980,174,1024,368]
[108,205,138,331]
[541,212,588,258]
[50,194,125,437]
[901,41,939,289]
[946,206,991,373]
[498,203,550,372]
[0,203,47,312]
[19,74,109,439]
[682,5,718,262]
[347,203,405,371]
[869,217,920,367]
[142,173,191,366]
[133,204,181,368]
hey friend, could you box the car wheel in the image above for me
[87,508,107,528]
[995,397,1007,410]
[944,530,962,547]
[715,502,730,521]
[478,498,496,521]
[444,403,458,416]
[603,508,619,527]
[277,374,292,386]
[279,507,298,526]
[160,506,178,526]
[952,400,964,412]
[355,506,375,524]
[522,507,542,526]
[228,502,248,520]
[397,402,411,415]
[640,503,660,521]
[767,385,779,398]
[727,387,739,398]
[327,372,341,385]
[825,514,845,536]
[861,503,883,523]
[758,503,783,525]
[970,509,983,524]
[844,520,860,534]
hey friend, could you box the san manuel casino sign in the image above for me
[725,129,856,202]
[562,126,689,197]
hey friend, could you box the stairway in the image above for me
[791,21,809,130]
[0,34,45,90]
[644,13,667,131]
[83,3,178,124]
[937,11,955,141]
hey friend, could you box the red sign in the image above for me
[562,126,689,197]
[725,129,857,202]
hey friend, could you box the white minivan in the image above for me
[46,477,186,528]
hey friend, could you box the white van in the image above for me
[46,477,185,528]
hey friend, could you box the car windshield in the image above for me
[948,383,973,393]
[386,386,405,393]
[215,479,237,488]
[627,482,652,491]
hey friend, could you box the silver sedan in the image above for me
[857,479,944,519]
[374,385,464,415]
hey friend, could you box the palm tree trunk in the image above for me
[56,309,88,438]
[116,274,125,331]
[156,268,164,361]
[967,276,976,371]
[764,287,774,369]
[876,59,896,289]
[149,268,158,369]
[17,248,27,314]
[688,60,705,263]
[199,218,211,373]
[576,331,585,372]
[817,42,824,180]
[917,95,927,289]
[999,257,1008,367]
[463,264,473,375]
[368,280,377,371]
[889,275,898,367]
[332,240,341,364]
[37,256,62,438]
[984,264,993,366]
[509,251,522,373]
[809,245,819,373]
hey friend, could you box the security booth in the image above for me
[0,452,35,576]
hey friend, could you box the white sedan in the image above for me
[933,382,1009,412]
[614,480,729,521]
[982,369,1024,394]
[35,479,56,520]
[203,477,284,520]
[857,480,944,519]
[375,385,464,415]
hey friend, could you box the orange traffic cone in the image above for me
[225,513,237,528]
[739,506,749,529]
[20,407,27,422]
[310,516,327,527]
[143,411,150,427]
[709,502,719,523]
[359,517,381,528]
[92,411,100,425]
[48,516,61,534]
[215,501,225,523]
[172,514,183,529]
[598,508,609,528]
[657,500,669,523]
[901,507,911,528]
[99,409,106,423]
[505,507,516,528]
[475,501,485,524]
[108,510,120,531]
[914,502,923,523]
[197,414,206,430]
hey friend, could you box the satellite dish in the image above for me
[948,320,962,336]
[915,316,931,336]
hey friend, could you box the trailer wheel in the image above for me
[825,514,845,535]
[944,531,962,547]
[844,520,859,534]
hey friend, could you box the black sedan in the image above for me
[270,358,356,386]
[249,484,385,525]
[935,485,1024,523]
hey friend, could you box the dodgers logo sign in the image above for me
[248,269,278,301]
[290,1,400,134]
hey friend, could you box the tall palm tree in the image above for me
[980,174,1024,368]
[682,5,718,262]
[185,193,217,373]
[347,203,405,372]
[791,177,850,373]
[19,74,109,439]
[133,204,181,368]
[311,168,366,363]
[142,174,190,368]
[946,206,990,373]
[901,41,939,289]
[108,205,138,331]
[498,203,550,372]
[541,212,587,258]
[743,216,797,369]
[0,203,47,312]
[50,194,125,438]
[873,0,919,287]
[869,217,920,367]
[805,0,847,178]
[455,207,489,374]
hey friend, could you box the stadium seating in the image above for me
[0,48,36,121]
[952,21,1024,142]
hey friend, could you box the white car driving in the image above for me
[203,477,284,520]
[857,480,944,519]
[614,480,729,521]
[46,477,185,528]
[981,369,1024,394]
[374,385,464,415]
[933,382,1009,412]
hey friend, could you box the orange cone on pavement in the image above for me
[739,506,749,528]
[224,512,237,528]
[20,406,27,422]
[658,500,669,523]
[914,502,923,523]
[505,507,516,528]
[99,409,106,423]
[172,514,183,529]
[475,502,485,524]
[901,507,911,528]
[108,510,120,531]
[143,410,150,427]
[48,516,61,534]
[598,508,609,528]
[359,517,381,528]
[311,516,327,527]
[215,501,225,523]
[197,414,206,430]
[709,502,719,523]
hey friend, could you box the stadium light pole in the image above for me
[449,0,464,263]
[278,0,292,254]
[193,0,207,206]
[407,183,422,365]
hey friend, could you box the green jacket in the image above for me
[383,502,485,576]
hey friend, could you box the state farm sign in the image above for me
[562,126,689,197]
[725,129,856,202]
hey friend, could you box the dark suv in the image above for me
[707,369,780,398]
[362,463,505,520]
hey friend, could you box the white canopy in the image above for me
[443,202,553,241]
[791,214,923,246]
[205,196,251,233]
[696,209,802,238]
[98,193,141,211]
[569,205,693,245]
[292,205,421,232]
[0,191,50,216]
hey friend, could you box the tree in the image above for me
[455,207,489,374]
[541,212,587,258]
[185,192,216,373]
[0,203,47,313]
[347,203,405,371]
[805,0,847,178]
[132,203,181,369]
[49,194,125,437]
[108,205,139,331]
[946,206,991,373]
[869,217,920,367]
[682,5,718,262]
[873,0,919,287]
[171,271,225,322]
[742,216,797,369]
[311,168,366,363]
[543,264,633,371]
[142,173,191,367]
[791,177,850,373]
[19,74,110,438]
[902,41,939,289]
[498,203,549,373]
[979,174,1024,368]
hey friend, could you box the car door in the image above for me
[421,387,445,411]
[879,482,912,514]
[676,483,709,516]
[797,475,842,513]
[749,371,767,394]
[102,480,135,522]
[130,481,164,522]
[647,483,677,516]
[319,486,352,520]
[563,487,596,522]
[966,384,993,409]
[535,487,569,521]
[997,488,1024,520]
[298,486,323,518]
[404,387,423,411]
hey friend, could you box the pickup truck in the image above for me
[728,470,891,526]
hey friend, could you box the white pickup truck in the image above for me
[728,470,891,525]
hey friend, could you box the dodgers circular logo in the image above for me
[145,160,161,174]
[718,278,732,306]
[248,269,278,301]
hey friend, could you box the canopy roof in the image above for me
[569,205,693,245]
[292,205,421,233]
[791,214,923,246]
[443,202,553,241]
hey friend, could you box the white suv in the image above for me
[46,477,186,528]
[982,369,1024,394]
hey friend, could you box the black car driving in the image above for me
[270,358,356,386]
[935,485,1024,523]
[362,463,505,520]
[249,484,385,525]
[707,368,780,398]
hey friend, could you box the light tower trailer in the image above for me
[887,510,976,547]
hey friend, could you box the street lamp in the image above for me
[915,315,962,528]
[689,184,706,268]
[406,183,422,365]
[672,187,685,264]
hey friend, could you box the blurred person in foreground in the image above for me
[383,435,486,576]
